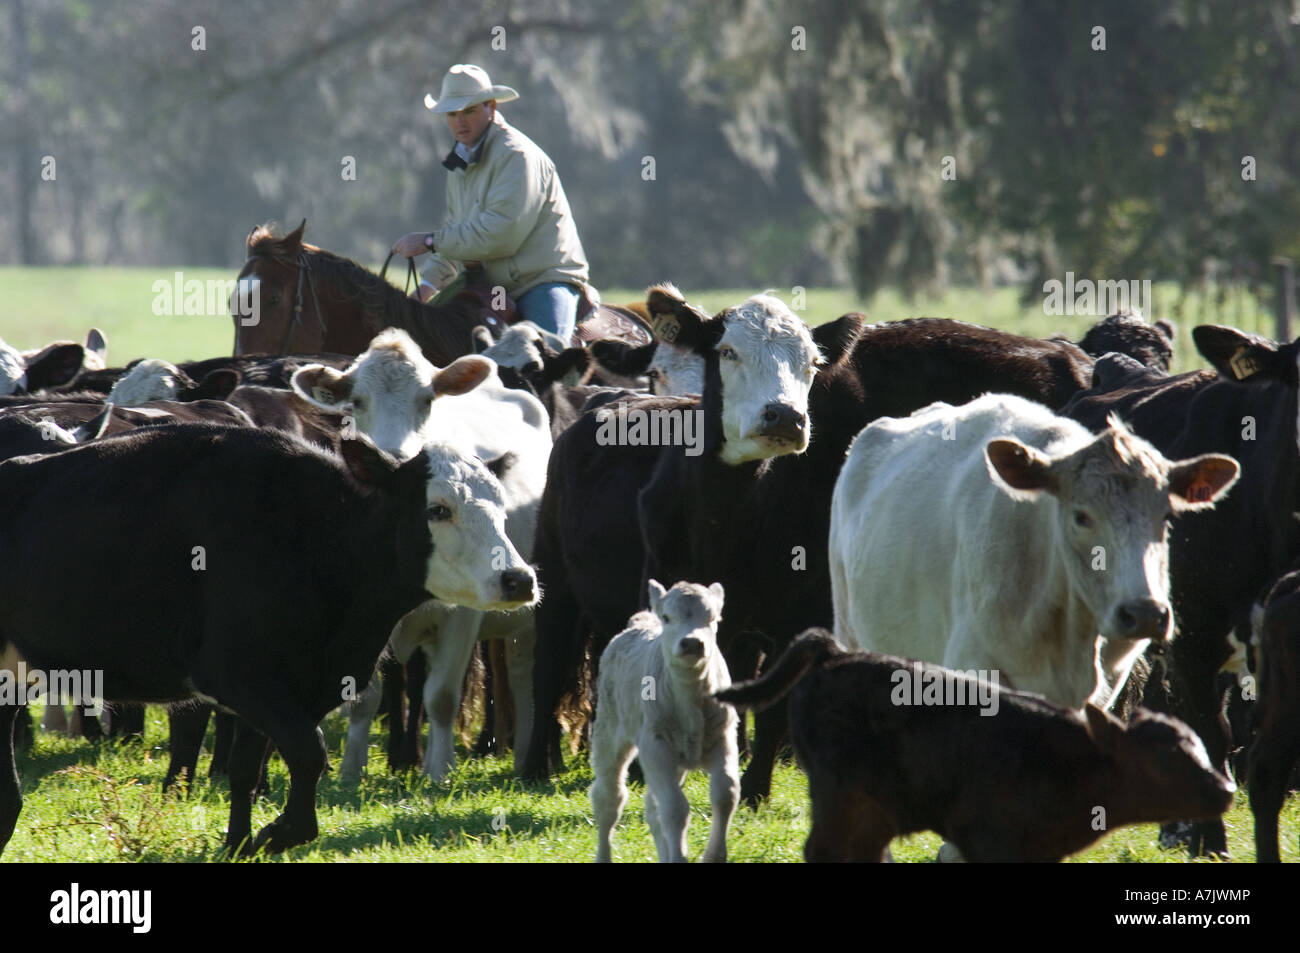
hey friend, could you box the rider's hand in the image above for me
[392,232,432,258]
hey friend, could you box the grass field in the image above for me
[4,704,1295,863]
[2,265,1295,863]
[0,266,1278,373]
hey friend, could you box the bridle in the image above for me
[235,250,327,356]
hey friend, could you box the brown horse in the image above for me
[232,220,490,363]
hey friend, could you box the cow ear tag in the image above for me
[1228,346,1262,380]
[1183,479,1215,503]
[651,313,681,344]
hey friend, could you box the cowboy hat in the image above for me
[424,64,519,113]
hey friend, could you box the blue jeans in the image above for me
[517,283,579,344]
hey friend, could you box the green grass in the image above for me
[0,267,1276,373]
[5,704,1296,863]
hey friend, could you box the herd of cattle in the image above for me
[2,272,1299,863]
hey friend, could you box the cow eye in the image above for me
[427,503,452,521]
[661,614,672,624]
[419,395,433,412]
[266,293,281,307]
[718,345,738,361]
[351,396,365,410]
[1073,510,1092,529]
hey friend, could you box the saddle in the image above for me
[438,264,652,348]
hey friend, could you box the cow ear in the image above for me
[1155,318,1176,343]
[986,438,1055,499]
[85,328,108,365]
[1083,703,1124,753]
[292,364,353,408]
[434,355,493,397]
[1168,453,1240,511]
[191,368,239,401]
[484,451,517,481]
[472,325,494,353]
[812,313,865,368]
[340,434,399,488]
[708,582,725,609]
[647,579,667,615]
[1193,325,1284,382]
[23,343,85,390]
[72,403,114,443]
[590,339,652,376]
[646,283,712,351]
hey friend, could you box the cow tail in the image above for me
[714,629,843,713]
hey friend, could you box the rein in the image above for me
[235,250,327,356]
[379,250,420,297]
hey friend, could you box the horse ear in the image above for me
[284,219,307,250]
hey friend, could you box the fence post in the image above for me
[1273,257,1294,342]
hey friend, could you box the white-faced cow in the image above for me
[293,328,551,780]
[831,393,1238,713]
[1060,323,1300,856]
[0,333,97,396]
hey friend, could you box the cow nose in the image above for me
[500,568,535,603]
[521,360,542,376]
[1117,600,1171,640]
[759,403,806,440]
[678,637,705,658]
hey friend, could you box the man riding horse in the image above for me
[390,64,595,344]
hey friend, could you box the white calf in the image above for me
[590,580,739,863]
[830,393,1240,710]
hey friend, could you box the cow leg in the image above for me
[42,704,69,735]
[225,700,326,856]
[113,703,145,742]
[701,744,740,863]
[1170,645,1232,857]
[740,701,786,807]
[377,653,402,729]
[474,642,498,756]
[640,741,689,863]
[506,621,535,772]
[399,650,426,769]
[210,711,234,779]
[164,704,212,793]
[590,729,635,863]
[13,707,33,753]
[805,784,891,863]
[340,674,382,782]
[224,719,268,856]
[1248,724,1300,863]
[421,610,483,782]
[0,705,22,854]
[378,655,405,766]
[522,580,584,781]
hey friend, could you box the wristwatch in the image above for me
[424,233,436,251]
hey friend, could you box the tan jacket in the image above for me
[425,113,591,299]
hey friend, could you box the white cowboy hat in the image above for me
[423,64,518,113]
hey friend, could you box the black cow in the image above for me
[1075,313,1177,372]
[0,425,433,856]
[1247,569,1300,862]
[1061,323,1300,857]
